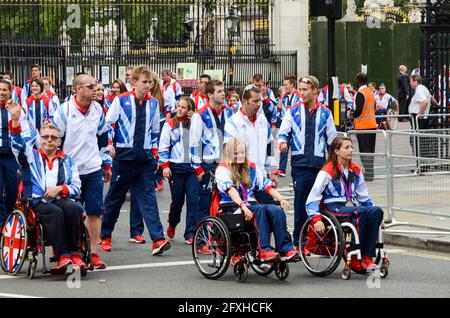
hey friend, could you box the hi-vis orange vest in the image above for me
[354,87,377,130]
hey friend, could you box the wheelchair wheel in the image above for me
[233,259,249,283]
[380,262,389,278]
[192,217,231,280]
[79,221,91,275]
[249,260,274,276]
[299,210,344,277]
[274,262,289,281]
[0,210,28,275]
[386,108,398,130]
[27,258,37,279]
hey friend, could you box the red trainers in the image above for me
[280,249,301,262]
[99,237,112,252]
[167,225,176,239]
[277,170,286,177]
[231,255,244,266]
[70,253,87,269]
[185,238,193,245]
[152,239,171,255]
[129,235,146,244]
[363,256,377,270]
[350,256,365,272]
[155,180,164,192]
[197,245,211,255]
[259,250,279,262]
[91,253,106,269]
[55,255,72,270]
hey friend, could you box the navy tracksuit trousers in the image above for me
[167,163,200,240]
[250,203,294,255]
[325,203,384,257]
[0,154,19,226]
[291,167,320,247]
[101,160,164,242]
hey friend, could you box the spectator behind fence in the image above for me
[396,65,411,122]
[353,73,377,182]
[408,75,439,165]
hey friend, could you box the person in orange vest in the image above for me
[353,73,377,182]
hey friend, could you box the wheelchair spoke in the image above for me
[324,246,333,258]
[315,254,322,271]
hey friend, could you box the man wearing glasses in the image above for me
[278,75,337,250]
[51,74,112,269]
[7,102,86,272]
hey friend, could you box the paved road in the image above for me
[2,192,450,298]
[2,122,450,298]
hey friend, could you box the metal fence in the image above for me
[340,128,450,235]
[0,0,298,98]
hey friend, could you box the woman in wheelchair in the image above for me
[7,101,86,272]
[215,138,300,263]
[305,136,383,271]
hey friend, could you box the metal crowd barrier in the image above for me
[345,129,450,235]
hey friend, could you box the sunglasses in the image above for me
[299,77,317,89]
[79,83,97,90]
[40,134,60,141]
[243,84,257,93]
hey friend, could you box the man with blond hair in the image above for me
[100,66,171,256]
[278,75,336,250]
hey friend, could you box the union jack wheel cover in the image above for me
[0,210,28,275]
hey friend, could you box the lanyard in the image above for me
[341,172,352,202]
[239,182,248,202]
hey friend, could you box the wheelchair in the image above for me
[0,182,92,279]
[376,102,398,130]
[192,202,296,283]
[299,210,390,280]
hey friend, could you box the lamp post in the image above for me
[226,6,238,86]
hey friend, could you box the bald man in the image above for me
[397,65,411,121]
[51,74,112,269]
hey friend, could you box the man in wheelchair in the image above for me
[214,138,300,263]
[305,136,384,271]
[375,83,399,128]
[6,101,86,272]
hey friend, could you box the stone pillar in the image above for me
[273,0,309,77]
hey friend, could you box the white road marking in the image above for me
[1,249,449,282]
[0,292,43,298]
[0,260,197,280]
[386,248,450,262]
[94,260,196,272]
[0,275,19,280]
